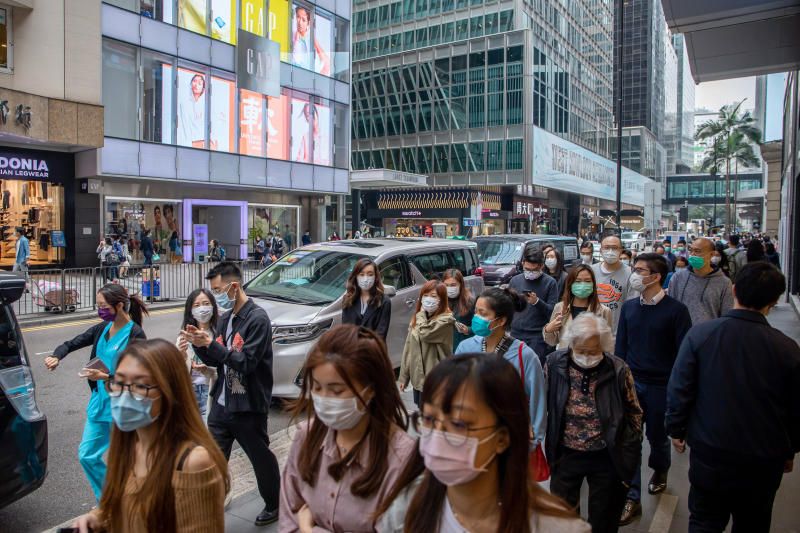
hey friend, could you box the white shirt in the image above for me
[640,289,666,306]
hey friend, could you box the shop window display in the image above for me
[248,205,299,256]
[384,219,459,238]
[0,180,64,267]
[105,200,182,263]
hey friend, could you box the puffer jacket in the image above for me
[545,349,643,481]
[399,311,455,391]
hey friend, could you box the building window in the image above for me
[506,139,523,170]
[103,40,139,139]
[487,141,503,171]
[141,49,175,144]
[0,4,11,72]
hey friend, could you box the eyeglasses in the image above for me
[105,378,160,400]
[211,282,232,298]
[631,268,652,276]
[410,411,497,446]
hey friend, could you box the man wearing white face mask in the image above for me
[545,313,643,533]
[615,254,692,525]
[592,235,639,331]
[509,248,559,363]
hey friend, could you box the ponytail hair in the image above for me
[98,283,149,327]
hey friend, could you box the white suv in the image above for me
[621,232,647,252]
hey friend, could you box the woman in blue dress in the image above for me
[44,284,148,501]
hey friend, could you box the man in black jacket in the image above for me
[185,262,280,526]
[666,262,800,533]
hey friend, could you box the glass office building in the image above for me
[350,0,652,235]
[80,1,351,262]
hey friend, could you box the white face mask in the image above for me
[312,390,369,430]
[710,256,721,265]
[675,267,687,273]
[523,269,543,281]
[191,305,214,324]
[572,352,603,369]
[544,258,558,270]
[421,296,440,312]
[602,250,620,264]
[581,254,593,264]
[357,275,375,291]
[628,272,655,292]
[446,286,460,299]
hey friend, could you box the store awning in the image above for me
[661,0,800,82]
[350,169,428,189]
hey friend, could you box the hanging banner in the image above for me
[237,29,281,97]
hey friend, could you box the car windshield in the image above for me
[476,240,523,265]
[245,249,367,305]
[621,233,638,240]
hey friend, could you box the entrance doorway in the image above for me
[182,199,247,261]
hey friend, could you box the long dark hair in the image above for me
[560,264,600,313]
[181,288,219,336]
[442,269,473,316]
[746,239,766,263]
[98,283,148,327]
[478,287,526,332]
[287,325,407,499]
[377,355,574,532]
[543,248,565,277]
[100,340,229,532]
[342,258,385,309]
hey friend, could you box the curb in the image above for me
[19,301,185,328]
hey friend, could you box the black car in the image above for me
[473,234,580,286]
[0,273,47,509]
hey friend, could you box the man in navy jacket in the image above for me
[666,262,800,533]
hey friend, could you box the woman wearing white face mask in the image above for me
[280,325,415,533]
[341,258,392,340]
[375,355,588,533]
[442,269,475,350]
[544,313,643,533]
[543,248,569,298]
[399,280,455,407]
[177,289,219,418]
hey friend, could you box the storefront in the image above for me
[478,210,511,235]
[511,196,549,234]
[376,209,466,238]
[0,149,74,269]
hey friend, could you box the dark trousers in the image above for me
[628,381,671,502]
[208,402,280,510]
[550,447,628,533]
[413,389,421,408]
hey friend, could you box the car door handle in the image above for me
[405,299,416,306]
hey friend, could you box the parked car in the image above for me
[244,238,484,398]
[621,231,647,252]
[0,273,47,509]
[473,234,581,286]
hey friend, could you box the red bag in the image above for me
[517,343,550,482]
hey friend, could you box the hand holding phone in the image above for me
[79,357,109,378]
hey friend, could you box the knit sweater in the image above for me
[667,266,733,325]
[615,294,692,385]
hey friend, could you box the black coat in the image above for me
[341,296,392,340]
[195,299,273,414]
[140,236,154,256]
[545,349,643,481]
[53,321,147,392]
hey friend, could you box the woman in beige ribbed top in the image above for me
[72,339,229,533]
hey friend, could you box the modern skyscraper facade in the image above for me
[673,34,695,173]
[351,0,655,236]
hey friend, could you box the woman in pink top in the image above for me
[279,325,415,533]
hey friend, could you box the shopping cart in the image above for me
[31,279,79,313]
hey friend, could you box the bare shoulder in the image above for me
[183,446,215,472]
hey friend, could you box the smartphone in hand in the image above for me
[79,357,109,378]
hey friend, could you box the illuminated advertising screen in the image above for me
[210,0,236,44]
[267,93,289,160]
[241,0,266,37]
[239,89,265,156]
[160,63,174,144]
[268,0,290,61]
[178,0,207,34]
[291,97,310,163]
[176,67,207,149]
[291,3,313,70]
[313,102,331,166]
[314,13,332,76]
[210,76,235,152]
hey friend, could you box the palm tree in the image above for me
[695,100,761,232]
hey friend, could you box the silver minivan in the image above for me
[244,238,484,398]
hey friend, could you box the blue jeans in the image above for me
[193,383,209,417]
[628,381,671,502]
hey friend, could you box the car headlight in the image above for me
[272,319,333,344]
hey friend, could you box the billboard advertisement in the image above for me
[176,67,207,148]
[210,76,235,152]
[210,0,236,44]
[267,93,289,160]
[268,0,290,61]
[237,29,281,97]
[240,89,265,156]
[178,0,207,34]
[291,3,313,70]
[532,126,653,206]
[241,0,266,37]
[313,13,332,76]
[291,97,310,163]
[313,102,331,166]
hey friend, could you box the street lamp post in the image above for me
[615,0,624,236]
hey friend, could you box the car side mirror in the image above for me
[0,276,25,304]
[384,285,397,298]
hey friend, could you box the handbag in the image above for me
[517,343,550,482]
[151,253,161,263]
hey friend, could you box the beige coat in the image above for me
[543,301,613,350]
[399,311,455,391]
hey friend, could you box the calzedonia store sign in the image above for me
[0,150,73,181]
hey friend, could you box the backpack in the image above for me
[106,247,121,266]
[727,249,742,277]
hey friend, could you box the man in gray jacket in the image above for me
[668,237,733,325]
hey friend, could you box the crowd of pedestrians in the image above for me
[41,228,799,533]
